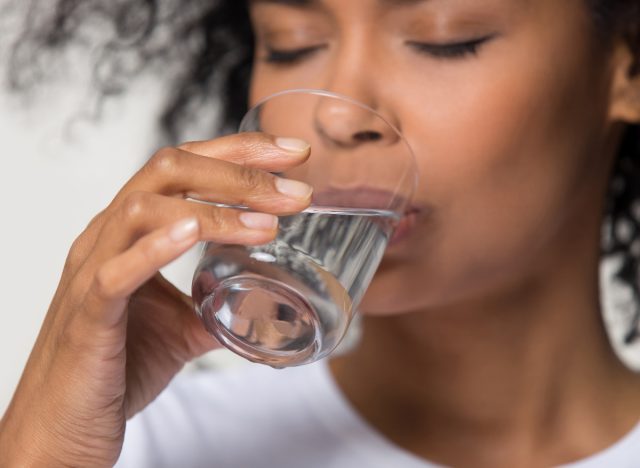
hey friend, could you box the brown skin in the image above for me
[1,0,640,466]
[249,0,640,466]
[0,135,314,466]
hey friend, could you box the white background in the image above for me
[1,4,639,415]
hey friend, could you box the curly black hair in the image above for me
[7,0,640,341]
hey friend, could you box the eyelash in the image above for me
[264,45,325,64]
[263,35,494,65]
[407,36,495,59]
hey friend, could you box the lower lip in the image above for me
[388,211,418,247]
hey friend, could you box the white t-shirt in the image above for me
[116,360,640,468]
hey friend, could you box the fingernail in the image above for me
[276,178,313,200]
[169,218,199,243]
[275,137,310,153]
[239,212,279,230]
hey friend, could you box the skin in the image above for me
[250,0,640,466]
[1,0,640,466]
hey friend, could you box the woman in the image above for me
[1,0,640,466]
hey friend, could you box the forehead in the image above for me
[248,0,533,12]
[248,0,537,27]
[249,0,436,7]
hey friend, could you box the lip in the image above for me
[312,186,427,247]
[388,207,422,247]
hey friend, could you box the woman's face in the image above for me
[248,0,621,315]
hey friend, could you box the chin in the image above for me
[358,266,432,316]
[357,252,489,317]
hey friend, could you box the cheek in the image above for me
[362,11,612,313]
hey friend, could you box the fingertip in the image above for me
[177,140,200,151]
[274,137,311,155]
[239,212,279,230]
[275,178,314,201]
[220,228,278,247]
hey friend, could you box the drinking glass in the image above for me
[192,89,417,367]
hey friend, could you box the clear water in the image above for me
[192,207,399,366]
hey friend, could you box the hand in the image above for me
[0,133,312,466]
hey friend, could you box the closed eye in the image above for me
[263,45,327,64]
[406,35,496,60]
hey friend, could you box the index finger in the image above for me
[179,132,311,172]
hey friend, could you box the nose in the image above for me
[313,95,400,149]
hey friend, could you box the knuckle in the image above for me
[120,191,149,221]
[92,266,117,300]
[205,208,228,231]
[64,210,108,272]
[148,146,180,176]
[238,165,268,193]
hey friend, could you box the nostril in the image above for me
[353,131,383,143]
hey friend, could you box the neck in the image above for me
[330,215,640,467]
